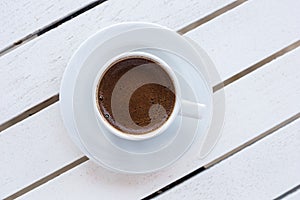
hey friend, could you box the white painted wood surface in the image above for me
[0,0,96,50]
[1,0,300,127]
[157,119,300,200]
[0,103,82,198]
[3,43,300,199]
[1,0,300,199]
[186,0,300,81]
[0,0,233,197]
[0,0,233,125]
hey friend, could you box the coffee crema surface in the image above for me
[96,57,176,135]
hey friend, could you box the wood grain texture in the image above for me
[4,44,300,199]
[157,119,300,200]
[0,0,233,125]
[0,0,97,50]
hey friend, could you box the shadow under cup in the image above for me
[93,52,181,141]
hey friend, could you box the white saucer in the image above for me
[73,47,212,168]
[60,22,216,173]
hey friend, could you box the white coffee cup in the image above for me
[93,51,205,141]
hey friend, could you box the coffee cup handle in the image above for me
[180,99,206,119]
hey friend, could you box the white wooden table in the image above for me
[1,0,300,199]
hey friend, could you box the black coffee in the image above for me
[96,57,175,135]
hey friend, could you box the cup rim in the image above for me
[92,51,181,141]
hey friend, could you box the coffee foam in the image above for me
[96,57,175,135]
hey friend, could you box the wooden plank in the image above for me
[0,0,97,50]
[0,0,234,125]
[0,103,82,198]
[157,119,300,200]
[3,44,300,199]
[185,0,300,81]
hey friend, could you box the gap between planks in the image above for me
[274,184,300,200]
[0,0,108,57]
